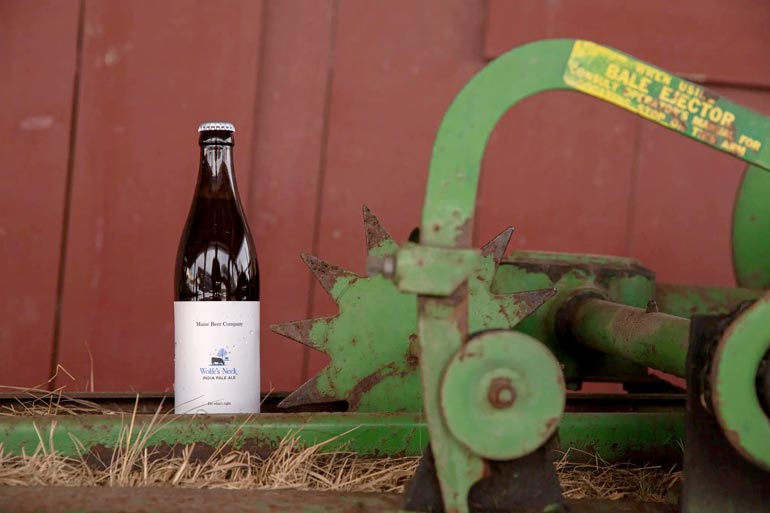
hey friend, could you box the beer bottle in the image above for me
[174,122,260,414]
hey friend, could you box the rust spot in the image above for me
[508,257,654,289]
[407,334,420,364]
[497,302,512,325]
[453,283,470,342]
[278,376,335,409]
[270,318,323,350]
[417,297,429,316]
[362,204,395,251]
[480,227,513,265]
[301,252,358,296]
[487,377,516,409]
[453,217,473,247]
[347,362,414,410]
[543,417,558,433]
[510,288,558,322]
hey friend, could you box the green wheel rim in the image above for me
[733,165,770,289]
[440,330,565,460]
[711,294,770,471]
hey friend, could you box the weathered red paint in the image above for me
[477,92,640,257]
[250,0,336,391]
[0,0,80,388]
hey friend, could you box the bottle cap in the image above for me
[198,122,235,133]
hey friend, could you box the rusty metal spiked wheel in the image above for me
[270,205,555,412]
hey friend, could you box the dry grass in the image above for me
[0,389,681,501]
[0,441,680,500]
[0,364,107,417]
[556,450,681,502]
[0,437,419,492]
[0,387,113,417]
[0,426,418,492]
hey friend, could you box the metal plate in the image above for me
[440,330,565,460]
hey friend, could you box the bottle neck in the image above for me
[197,144,237,196]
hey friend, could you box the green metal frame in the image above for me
[399,38,770,511]
[0,411,682,464]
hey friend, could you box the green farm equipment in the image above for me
[3,39,770,512]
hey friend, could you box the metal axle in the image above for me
[564,297,690,378]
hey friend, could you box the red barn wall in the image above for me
[2,0,769,392]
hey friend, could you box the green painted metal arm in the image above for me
[422,38,770,249]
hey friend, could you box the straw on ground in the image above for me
[0,388,681,501]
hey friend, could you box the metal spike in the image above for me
[301,253,358,299]
[278,373,339,409]
[499,287,558,323]
[270,318,330,352]
[481,227,514,266]
[362,205,396,253]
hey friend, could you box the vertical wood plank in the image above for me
[306,0,487,376]
[0,1,80,388]
[250,0,335,392]
[56,0,264,390]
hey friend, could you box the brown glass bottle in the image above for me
[174,122,260,414]
[175,125,259,301]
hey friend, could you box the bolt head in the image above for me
[365,255,396,279]
[488,377,516,409]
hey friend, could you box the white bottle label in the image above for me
[174,301,260,414]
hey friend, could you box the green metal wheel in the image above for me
[711,293,770,471]
[440,330,566,460]
[733,165,770,289]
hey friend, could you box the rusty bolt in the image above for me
[488,377,516,409]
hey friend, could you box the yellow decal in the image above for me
[564,40,763,158]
